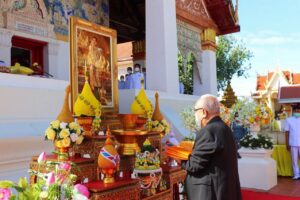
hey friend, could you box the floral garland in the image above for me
[240,133,273,149]
[151,119,170,135]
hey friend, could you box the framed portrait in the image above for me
[69,16,118,113]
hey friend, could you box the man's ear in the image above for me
[203,109,208,118]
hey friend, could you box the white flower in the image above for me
[70,133,78,142]
[72,193,88,200]
[60,122,68,129]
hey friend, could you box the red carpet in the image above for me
[242,190,300,200]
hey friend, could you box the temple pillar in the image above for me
[0,28,13,66]
[200,28,218,96]
[146,0,179,94]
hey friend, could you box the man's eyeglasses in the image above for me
[194,107,203,112]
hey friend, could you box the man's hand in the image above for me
[286,144,291,151]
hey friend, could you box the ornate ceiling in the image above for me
[109,0,145,43]
[109,0,239,43]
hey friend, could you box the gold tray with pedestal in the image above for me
[111,129,151,155]
[111,130,162,156]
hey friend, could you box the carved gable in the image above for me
[177,0,210,19]
[176,0,217,30]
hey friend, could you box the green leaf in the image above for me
[18,177,28,189]
[0,180,14,188]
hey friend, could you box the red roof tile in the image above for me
[279,85,300,99]
[293,73,300,84]
[257,76,267,90]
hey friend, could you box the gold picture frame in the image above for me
[69,16,118,114]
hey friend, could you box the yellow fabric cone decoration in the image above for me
[56,85,74,123]
[10,63,34,75]
[130,87,153,118]
[74,67,102,132]
[74,80,102,117]
[152,92,164,121]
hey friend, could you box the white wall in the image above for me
[0,73,68,181]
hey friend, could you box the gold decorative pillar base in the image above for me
[201,28,217,52]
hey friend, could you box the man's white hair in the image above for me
[196,94,220,115]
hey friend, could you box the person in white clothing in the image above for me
[285,106,300,179]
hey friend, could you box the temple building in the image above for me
[252,68,300,114]
[0,0,239,182]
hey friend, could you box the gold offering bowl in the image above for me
[111,129,150,155]
[75,116,94,136]
[118,114,139,130]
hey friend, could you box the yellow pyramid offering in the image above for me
[57,85,74,123]
[130,87,153,118]
[74,80,101,116]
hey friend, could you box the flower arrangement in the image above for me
[151,119,170,135]
[0,152,90,200]
[229,99,273,126]
[45,120,84,148]
[252,103,273,126]
[240,133,273,150]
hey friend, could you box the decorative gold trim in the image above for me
[69,16,119,114]
[201,28,216,51]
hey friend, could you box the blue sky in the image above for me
[229,0,300,97]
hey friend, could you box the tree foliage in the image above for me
[216,36,253,91]
[178,52,195,95]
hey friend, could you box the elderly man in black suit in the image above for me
[182,94,242,200]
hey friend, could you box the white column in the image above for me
[198,28,218,96]
[0,28,13,66]
[146,0,179,94]
[201,51,217,95]
[193,52,203,95]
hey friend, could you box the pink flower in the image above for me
[0,188,11,200]
[37,152,47,164]
[57,174,66,184]
[46,172,55,186]
[59,162,71,171]
[74,184,89,198]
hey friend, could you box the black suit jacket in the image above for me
[183,116,242,200]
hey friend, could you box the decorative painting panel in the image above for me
[43,0,109,40]
[70,16,118,113]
